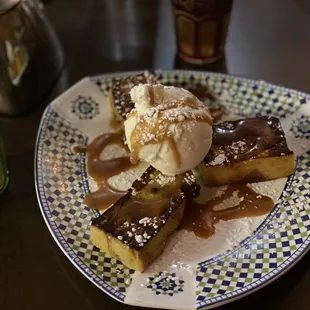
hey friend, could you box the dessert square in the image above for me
[199,117,296,185]
[91,167,199,271]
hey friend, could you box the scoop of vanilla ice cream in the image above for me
[124,84,213,176]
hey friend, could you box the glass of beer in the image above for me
[171,0,233,65]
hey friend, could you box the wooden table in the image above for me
[0,1,309,309]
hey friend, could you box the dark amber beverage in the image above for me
[172,0,233,64]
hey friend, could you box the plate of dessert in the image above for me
[35,70,310,310]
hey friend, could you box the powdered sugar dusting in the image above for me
[230,140,247,153]
[247,178,286,202]
[209,153,227,166]
[148,215,264,271]
[213,190,243,211]
[156,173,176,186]
[128,84,213,147]
[134,100,212,126]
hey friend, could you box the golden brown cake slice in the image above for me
[91,167,199,272]
[109,71,159,123]
[199,117,296,185]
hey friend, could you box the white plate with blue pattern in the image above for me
[35,70,310,310]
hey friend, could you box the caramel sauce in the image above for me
[84,186,126,211]
[76,132,136,211]
[129,100,212,166]
[129,114,180,166]
[210,117,285,163]
[181,184,274,238]
[167,137,181,168]
[209,107,225,123]
[109,116,122,129]
[149,87,155,106]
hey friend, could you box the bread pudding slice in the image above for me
[199,117,295,185]
[91,167,199,272]
[109,71,159,124]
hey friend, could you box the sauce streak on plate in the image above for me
[75,132,135,210]
[181,184,274,238]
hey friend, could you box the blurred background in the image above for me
[44,0,310,88]
[2,0,310,115]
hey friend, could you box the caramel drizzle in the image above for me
[148,87,155,106]
[76,132,136,210]
[181,184,274,238]
[109,116,122,130]
[129,100,213,167]
[209,107,225,123]
[213,118,284,162]
[84,186,125,212]
[129,115,181,168]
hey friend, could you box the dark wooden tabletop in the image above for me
[0,0,309,309]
